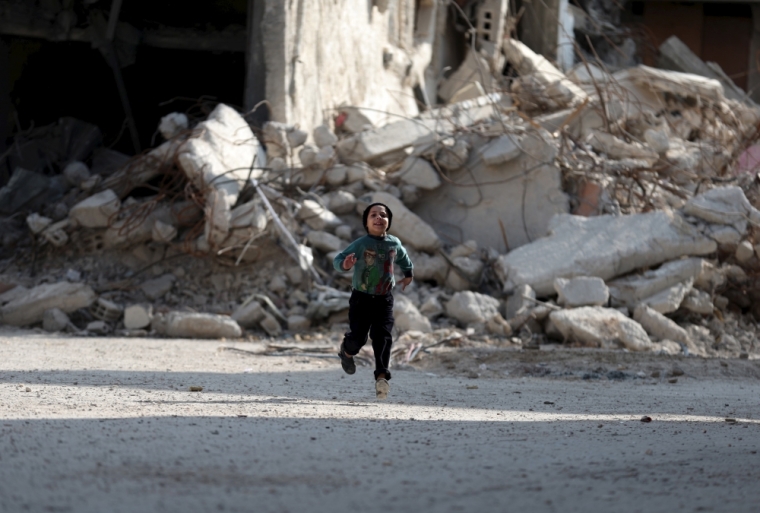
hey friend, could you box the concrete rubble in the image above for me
[1,29,760,364]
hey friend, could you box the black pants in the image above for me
[343,289,394,380]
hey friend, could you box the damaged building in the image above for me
[1,0,760,364]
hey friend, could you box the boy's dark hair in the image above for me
[362,202,393,233]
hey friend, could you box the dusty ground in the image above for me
[1,328,759,513]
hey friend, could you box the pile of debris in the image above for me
[1,34,760,362]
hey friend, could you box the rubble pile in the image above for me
[1,34,760,363]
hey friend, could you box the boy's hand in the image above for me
[343,253,357,270]
[399,277,413,291]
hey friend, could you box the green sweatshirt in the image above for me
[333,234,414,295]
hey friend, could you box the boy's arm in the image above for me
[394,242,414,278]
[333,239,361,272]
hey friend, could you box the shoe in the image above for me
[338,343,356,375]
[375,378,390,400]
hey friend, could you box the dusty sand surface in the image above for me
[1,328,759,513]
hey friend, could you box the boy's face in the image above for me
[366,205,389,236]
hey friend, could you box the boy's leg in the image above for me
[340,291,372,374]
[369,293,395,381]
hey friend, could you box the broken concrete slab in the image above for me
[657,36,752,105]
[633,304,690,349]
[502,39,587,106]
[389,157,441,190]
[162,311,241,339]
[42,308,70,332]
[178,103,266,209]
[480,134,521,166]
[607,258,705,308]
[357,192,441,252]
[140,273,176,300]
[158,112,188,140]
[259,311,282,337]
[445,291,500,325]
[336,118,437,164]
[438,50,495,103]
[0,282,96,326]
[496,212,717,296]
[408,251,449,284]
[69,189,121,228]
[549,306,652,351]
[640,279,693,314]
[124,304,153,330]
[287,315,311,332]
[554,276,609,307]
[623,65,724,103]
[587,131,658,162]
[104,201,202,249]
[445,256,483,291]
[393,294,432,333]
[683,186,760,231]
[415,129,568,252]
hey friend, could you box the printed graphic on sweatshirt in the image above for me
[356,245,395,295]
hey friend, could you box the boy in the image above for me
[333,202,414,400]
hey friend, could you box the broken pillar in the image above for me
[0,282,96,326]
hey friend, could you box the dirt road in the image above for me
[1,329,759,513]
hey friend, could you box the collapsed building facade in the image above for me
[2,0,760,364]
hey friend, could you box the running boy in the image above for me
[333,202,414,400]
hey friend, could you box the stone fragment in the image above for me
[164,311,241,339]
[287,315,311,332]
[481,135,521,166]
[608,258,705,308]
[232,300,266,329]
[436,139,470,171]
[324,190,356,214]
[140,273,176,300]
[284,266,304,286]
[178,104,265,208]
[409,252,449,283]
[259,312,282,337]
[268,276,287,294]
[313,124,338,148]
[0,167,50,214]
[390,157,440,190]
[204,189,231,247]
[335,225,353,240]
[69,189,121,228]
[633,304,691,349]
[549,306,652,351]
[0,282,96,326]
[496,212,716,295]
[438,50,495,103]
[449,81,486,103]
[43,308,70,332]
[445,291,500,325]
[506,284,535,320]
[449,240,478,259]
[735,240,754,263]
[486,313,513,337]
[63,161,91,187]
[640,279,693,314]
[262,121,291,158]
[325,165,347,186]
[124,304,153,330]
[230,200,268,231]
[297,199,342,231]
[681,289,714,315]
[393,295,432,333]
[346,163,373,183]
[357,192,441,252]
[86,320,110,335]
[299,145,318,167]
[644,129,670,155]
[158,112,189,139]
[89,297,123,322]
[307,230,345,253]
[152,220,177,243]
[445,257,483,291]
[26,213,52,234]
[337,107,375,134]
[287,128,308,148]
[554,276,609,307]
[622,65,724,103]
[419,295,444,318]
[314,146,336,168]
[0,285,28,305]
